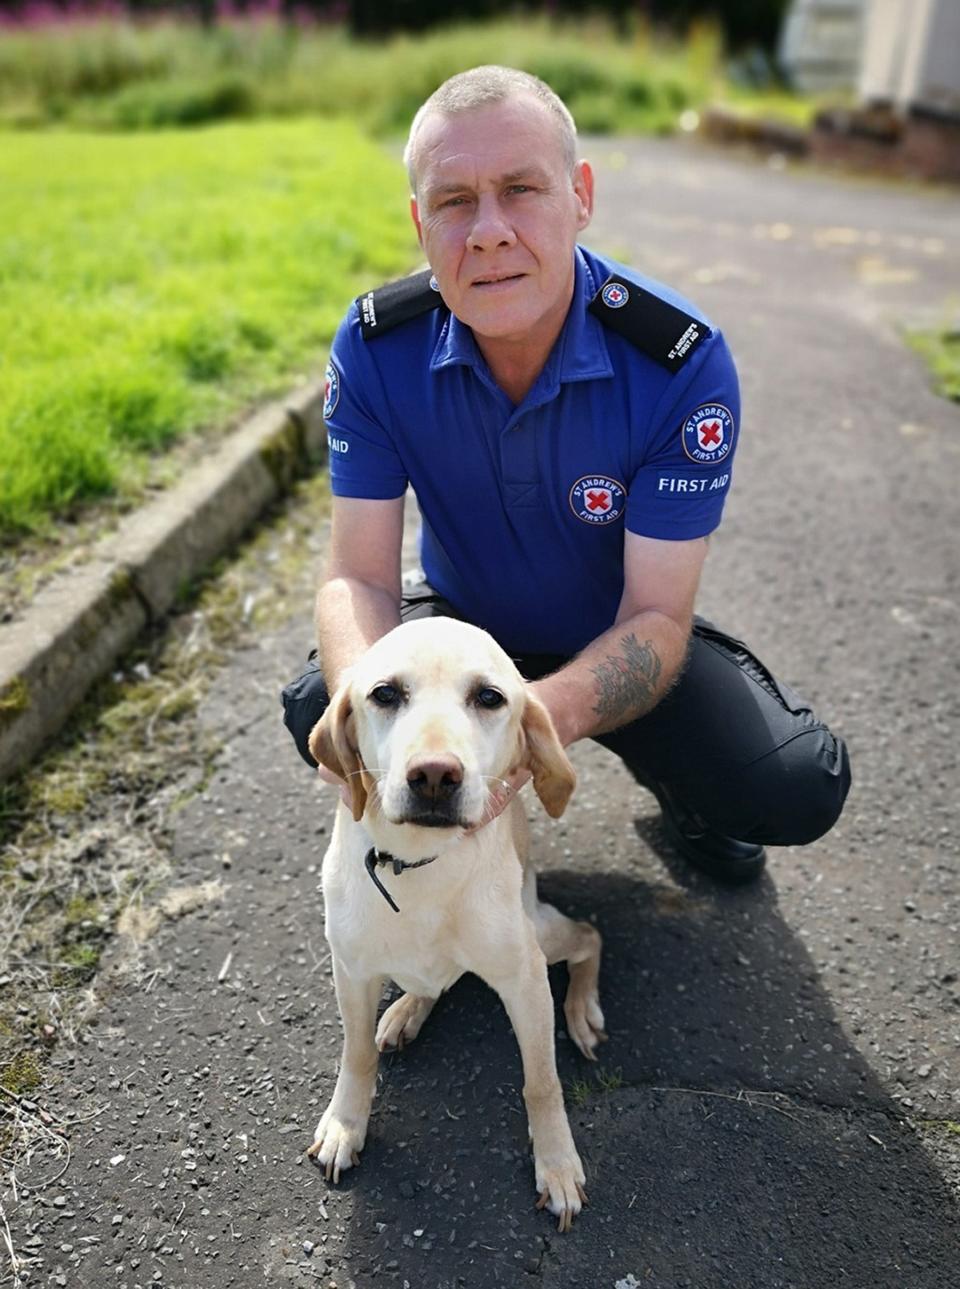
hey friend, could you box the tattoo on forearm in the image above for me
[590,633,663,726]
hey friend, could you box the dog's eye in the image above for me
[475,687,506,710]
[369,683,401,708]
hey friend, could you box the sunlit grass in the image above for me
[0,118,416,536]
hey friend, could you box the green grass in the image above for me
[0,15,733,136]
[566,1066,624,1106]
[0,118,416,537]
[907,327,960,403]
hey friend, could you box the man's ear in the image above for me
[410,195,424,248]
[308,686,367,821]
[520,694,577,819]
[572,159,594,231]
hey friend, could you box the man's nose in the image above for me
[467,196,516,252]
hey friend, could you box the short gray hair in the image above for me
[404,65,578,195]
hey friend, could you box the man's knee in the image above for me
[280,656,329,769]
[737,724,852,847]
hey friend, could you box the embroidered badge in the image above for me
[569,475,626,525]
[682,403,734,465]
[601,282,629,309]
[323,360,340,419]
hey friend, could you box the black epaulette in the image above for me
[357,269,446,340]
[588,274,710,373]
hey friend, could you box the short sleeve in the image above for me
[625,329,741,540]
[323,304,409,500]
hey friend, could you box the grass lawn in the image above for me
[0,118,417,538]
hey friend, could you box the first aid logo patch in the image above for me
[601,282,629,310]
[682,403,734,465]
[323,360,340,419]
[569,475,626,525]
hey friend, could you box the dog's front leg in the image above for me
[492,941,587,1232]
[307,957,383,1183]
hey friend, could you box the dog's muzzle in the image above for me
[401,755,465,827]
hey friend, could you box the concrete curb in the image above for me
[0,381,328,784]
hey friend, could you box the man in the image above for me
[282,65,850,883]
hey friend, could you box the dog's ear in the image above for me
[308,685,367,821]
[520,693,576,819]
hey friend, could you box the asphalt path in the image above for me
[13,136,960,1289]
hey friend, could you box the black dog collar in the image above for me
[364,847,437,914]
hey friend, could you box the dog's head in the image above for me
[308,618,575,831]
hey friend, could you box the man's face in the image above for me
[410,96,593,347]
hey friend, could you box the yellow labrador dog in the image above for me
[305,617,605,1231]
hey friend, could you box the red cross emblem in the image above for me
[682,404,734,464]
[323,360,340,417]
[570,474,625,524]
[601,282,629,309]
[698,420,722,448]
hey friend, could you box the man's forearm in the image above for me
[315,576,401,693]
[529,609,691,746]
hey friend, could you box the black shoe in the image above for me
[638,776,766,885]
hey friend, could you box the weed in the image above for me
[566,1077,593,1109]
[907,327,960,403]
[595,1065,624,1093]
[0,678,30,731]
[916,1118,960,1137]
[566,1066,625,1106]
[0,1050,42,1098]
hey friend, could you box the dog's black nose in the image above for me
[406,756,463,803]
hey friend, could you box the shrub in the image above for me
[100,74,257,128]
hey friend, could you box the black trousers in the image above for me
[281,584,851,848]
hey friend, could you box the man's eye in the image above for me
[370,684,401,708]
[475,687,506,710]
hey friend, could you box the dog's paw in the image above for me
[534,1151,588,1233]
[305,1109,366,1184]
[375,993,435,1051]
[564,987,607,1061]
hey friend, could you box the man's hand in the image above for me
[317,762,352,809]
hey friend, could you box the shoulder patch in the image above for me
[357,269,445,340]
[588,274,710,373]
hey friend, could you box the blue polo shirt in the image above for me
[324,245,739,655]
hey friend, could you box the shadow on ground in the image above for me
[324,856,957,1288]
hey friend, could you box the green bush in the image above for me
[102,75,257,129]
[0,16,728,137]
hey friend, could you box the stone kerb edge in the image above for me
[0,381,327,784]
